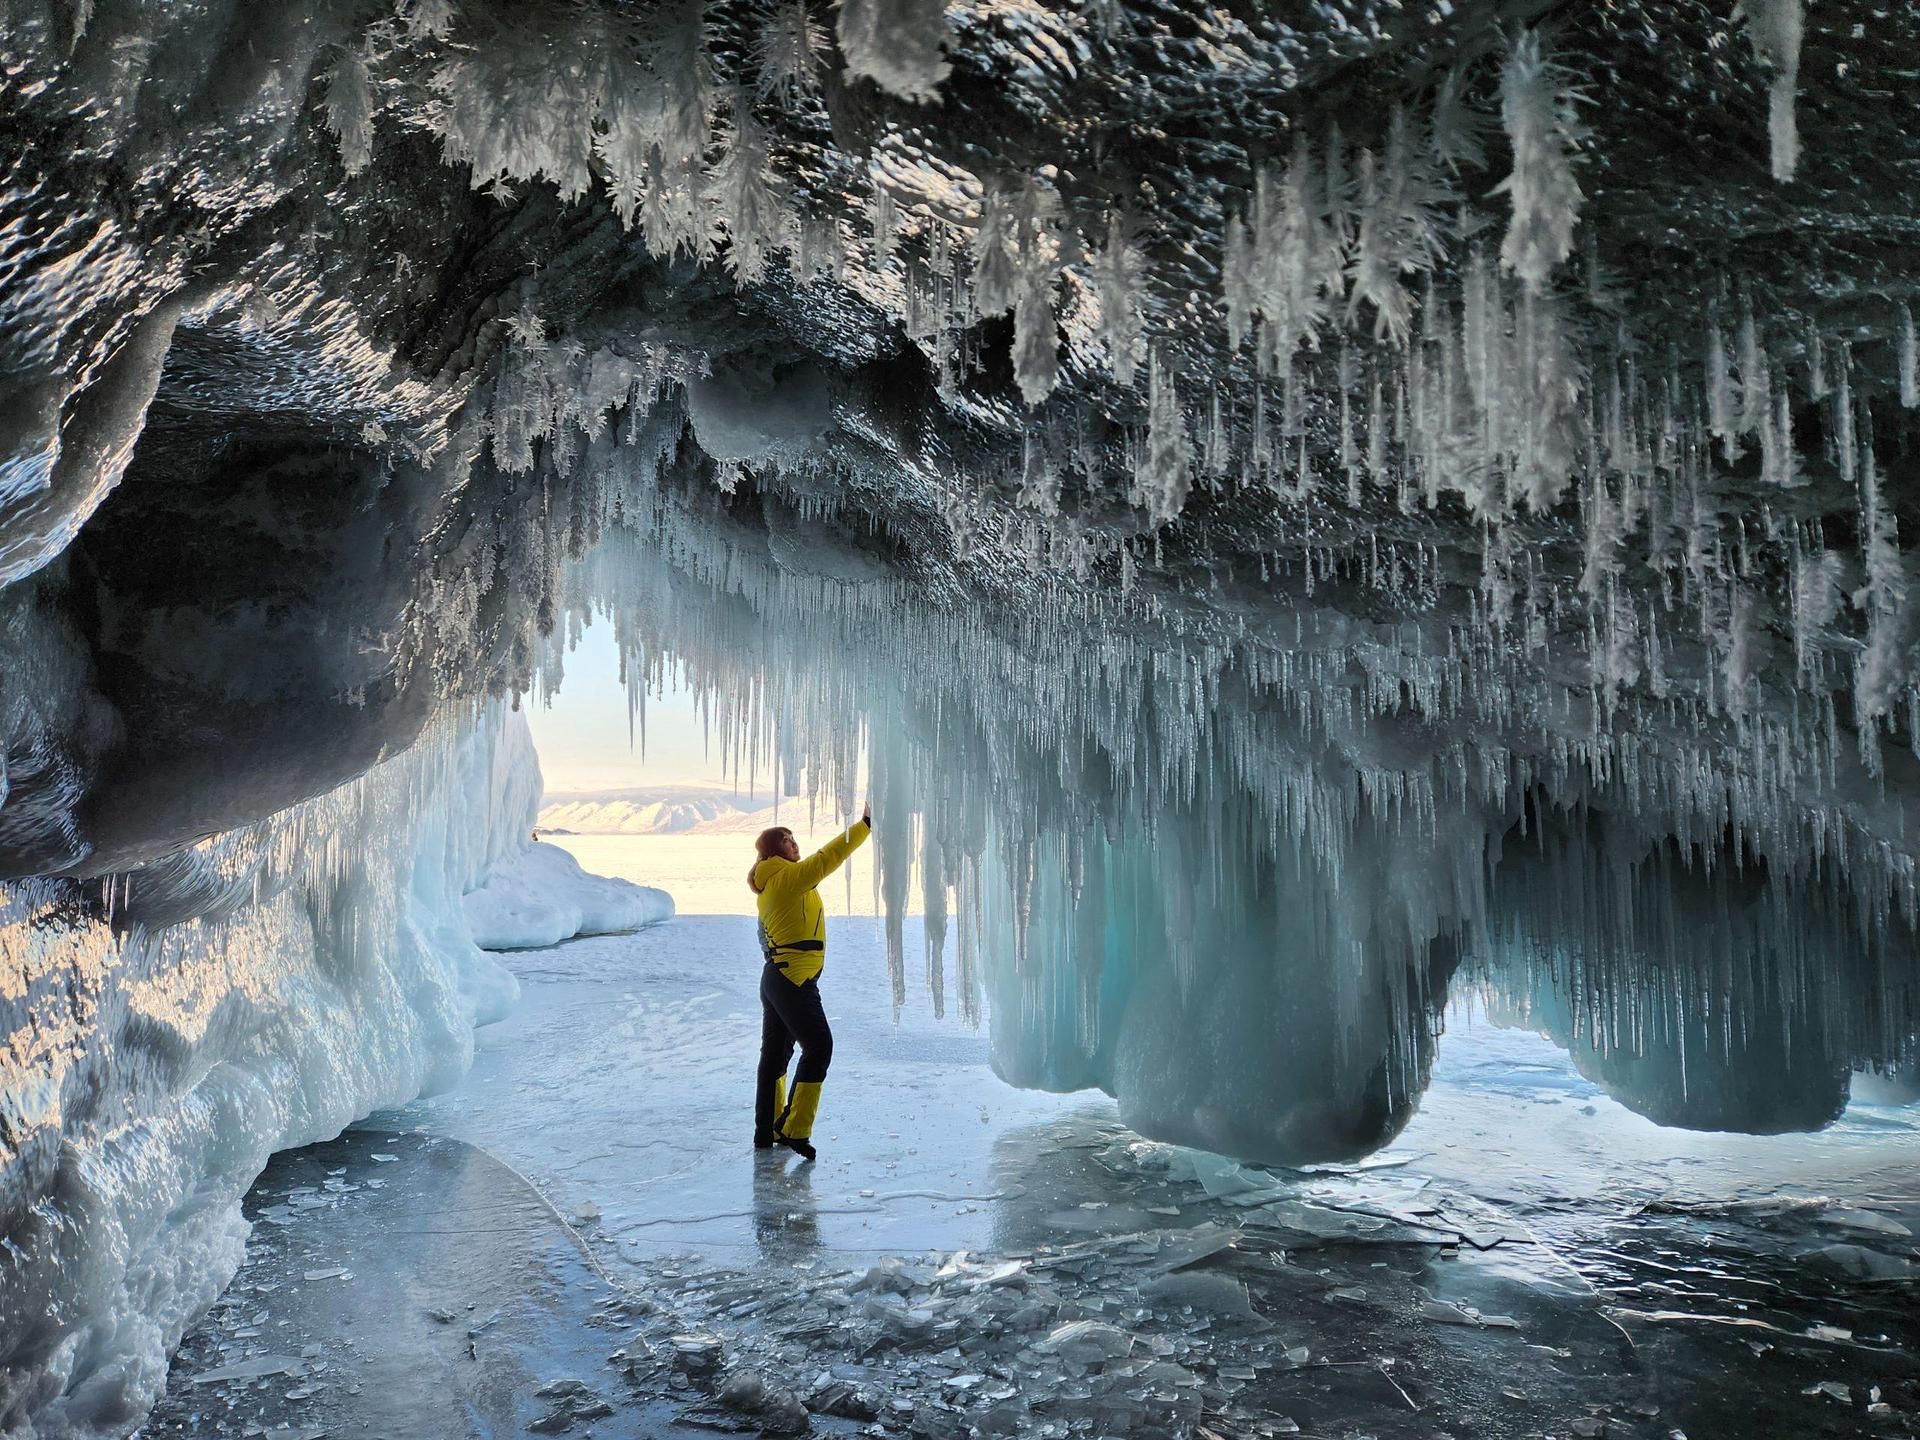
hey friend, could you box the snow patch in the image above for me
[463,840,674,949]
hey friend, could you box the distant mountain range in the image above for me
[537,786,784,836]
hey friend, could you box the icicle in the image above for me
[1899,304,1918,409]
[1724,583,1756,721]
[1834,346,1856,489]
[1854,427,1907,728]
[1738,0,1805,182]
[1132,350,1192,526]
[1494,31,1586,293]
[1806,321,1828,398]
[1366,370,1386,479]
[1221,213,1255,352]
[1738,297,1767,436]
[1339,344,1360,505]
[1791,543,1841,680]
[1088,214,1147,388]
[1772,386,1796,487]
[1706,313,1737,461]
[1203,392,1228,479]
[869,179,899,265]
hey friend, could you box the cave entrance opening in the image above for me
[523,616,919,925]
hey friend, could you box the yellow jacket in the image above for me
[752,820,871,985]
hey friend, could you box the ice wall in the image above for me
[0,704,536,1436]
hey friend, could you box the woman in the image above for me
[748,800,871,1160]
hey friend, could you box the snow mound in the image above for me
[464,841,674,949]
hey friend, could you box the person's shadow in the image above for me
[751,1153,821,1263]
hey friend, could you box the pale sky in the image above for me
[526,621,755,796]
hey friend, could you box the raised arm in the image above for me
[785,803,873,891]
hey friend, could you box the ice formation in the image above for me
[0,702,537,1432]
[463,840,675,949]
[1,0,1918,1430]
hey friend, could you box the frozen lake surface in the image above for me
[146,904,1920,1439]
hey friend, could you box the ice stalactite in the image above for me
[1008,181,1068,407]
[1345,108,1448,345]
[1225,130,1346,366]
[1852,434,1909,767]
[1132,350,1191,527]
[540,400,1920,1164]
[1494,31,1587,294]
[1087,215,1147,390]
[753,0,828,101]
[319,41,377,177]
[708,93,791,283]
[1738,0,1806,182]
[1481,795,1883,1133]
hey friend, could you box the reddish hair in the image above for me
[748,827,793,893]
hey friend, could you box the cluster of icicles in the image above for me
[338,0,1916,777]
[443,372,1917,1105]
[304,0,1916,1085]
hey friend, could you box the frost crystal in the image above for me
[754,0,828,101]
[397,0,458,42]
[321,44,377,176]
[1087,215,1148,388]
[837,0,951,103]
[707,95,792,283]
[502,302,549,353]
[1494,32,1585,293]
[1346,108,1449,344]
[1131,350,1191,525]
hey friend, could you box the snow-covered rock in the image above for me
[464,840,673,949]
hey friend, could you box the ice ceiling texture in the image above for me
[1,0,1918,1428]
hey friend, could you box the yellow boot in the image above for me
[776,1081,824,1161]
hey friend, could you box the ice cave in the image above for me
[2,0,1917,1435]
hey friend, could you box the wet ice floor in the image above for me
[147,916,1920,1439]
[400,914,1074,1264]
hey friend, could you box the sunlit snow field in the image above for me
[548,831,920,918]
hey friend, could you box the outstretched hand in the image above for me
[862,799,872,827]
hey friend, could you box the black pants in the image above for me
[756,967,833,1137]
